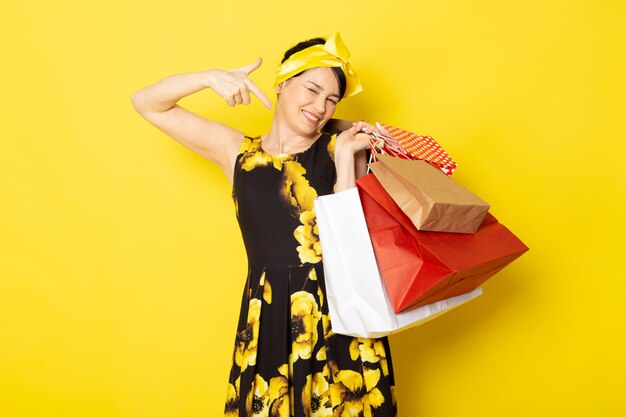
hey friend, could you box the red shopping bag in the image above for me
[356,173,528,313]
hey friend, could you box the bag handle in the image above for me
[365,123,413,173]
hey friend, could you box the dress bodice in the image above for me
[231,132,337,268]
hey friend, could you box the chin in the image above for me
[298,119,322,134]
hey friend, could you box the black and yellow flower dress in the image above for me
[224,132,397,417]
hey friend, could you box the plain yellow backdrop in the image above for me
[2,0,625,416]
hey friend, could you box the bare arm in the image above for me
[130,58,271,184]
[355,149,368,179]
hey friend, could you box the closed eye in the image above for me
[305,85,337,104]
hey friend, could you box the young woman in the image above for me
[131,31,397,417]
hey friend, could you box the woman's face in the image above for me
[276,67,341,136]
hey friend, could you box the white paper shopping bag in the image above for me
[314,187,482,338]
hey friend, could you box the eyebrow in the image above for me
[306,81,341,99]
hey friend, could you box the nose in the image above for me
[313,95,326,114]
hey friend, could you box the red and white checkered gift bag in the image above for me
[373,123,458,176]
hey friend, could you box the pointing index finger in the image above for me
[245,79,272,109]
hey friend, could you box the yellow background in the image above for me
[2,0,625,416]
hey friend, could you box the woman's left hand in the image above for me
[335,121,384,156]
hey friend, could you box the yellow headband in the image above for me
[273,31,362,99]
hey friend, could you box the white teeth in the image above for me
[302,110,320,122]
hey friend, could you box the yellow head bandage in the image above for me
[273,31,362,99]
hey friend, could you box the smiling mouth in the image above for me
[302,110,321,123]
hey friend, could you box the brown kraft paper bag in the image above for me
[369,154,490,233]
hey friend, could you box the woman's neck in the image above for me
[261,112,321,155]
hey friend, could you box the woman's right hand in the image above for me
[204,57,272,109]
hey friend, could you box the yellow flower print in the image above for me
[242,371,293,417]
[279,160,324,264]
[327,133,337,161]
[362,367,384,397]
[271,154,293,170]
[317,285,324,308]
[238,136,296,171]
[322,361,332,381]
[268,374,290,417]
[326,359,339,380]
[240,139,273,171]
[294,210,322,264]
[349,338,360,361]
[303,372,333,417]
[277,363,288,378]
[224,377,241,417]
[235,298,261,371]
[290,291,322,361]
[328,368,385,417]
[358,338,389,376]
[316,345,327,361]
[243,152,275,171]
[316,313,335,359]
[260,272,272,304]
[238,135,254,154]
[246,374,270,417]
[321,313,333,340]
[280,161,317,212]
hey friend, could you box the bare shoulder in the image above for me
[135,104,246,183]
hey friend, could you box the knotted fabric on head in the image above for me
[273,31,362,98]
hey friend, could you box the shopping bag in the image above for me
[369,154,490,233]
[313,187,482,338]
[356,173,528,313]
[323,118,457,175]
[377,123,458,175]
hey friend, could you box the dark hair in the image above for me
[281,37,347,100]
